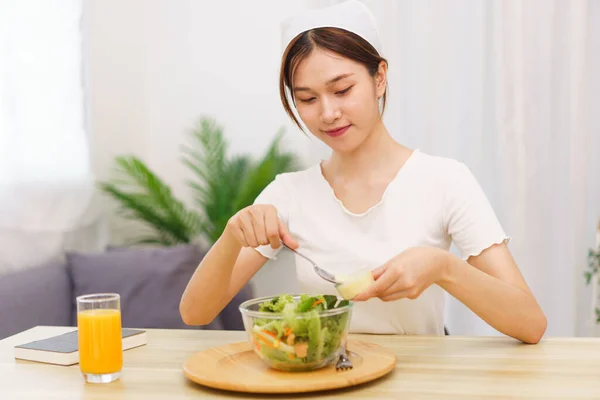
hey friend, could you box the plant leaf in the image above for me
[233,128,300,212]
[97,155,203,246]
[98,116,302,247]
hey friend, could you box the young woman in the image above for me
[180,1,547,343]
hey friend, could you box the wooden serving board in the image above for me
[183,340,396,394]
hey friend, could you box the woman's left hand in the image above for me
[353,246,450,302]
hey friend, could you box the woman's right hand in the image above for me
[225,204,298,250]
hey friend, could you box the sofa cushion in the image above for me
[0,261,73,340]
[66,244,225,330]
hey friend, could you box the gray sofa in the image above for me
[0,244,253,340]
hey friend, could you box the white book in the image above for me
[14,328,147,366]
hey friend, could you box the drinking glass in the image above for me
[76,293,123,383]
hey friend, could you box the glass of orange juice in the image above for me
[76,293,123,383]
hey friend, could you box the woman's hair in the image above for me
[279,27,388,131]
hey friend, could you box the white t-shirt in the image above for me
[252,149,509,335]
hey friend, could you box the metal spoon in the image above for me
[280,241,339,284]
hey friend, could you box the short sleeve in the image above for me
[251,174,292,260]
[443,162,510,259]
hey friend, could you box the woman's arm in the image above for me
[354,242,547,344]
[180,204,298,326]
[439,242,547,344]
[179,228,268,326]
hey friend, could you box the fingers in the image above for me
[378,290,412,302]
[264,208,281,249]
[228,205,298,250]
[371,265,386,280]
[355,281,415,302]
[353,266,396,301]
[379,284,421,301]
[279,219,299,249]
[238,212,259,248]
[228,224,248,247]
[249,208,269,246]
[353,260,423,302]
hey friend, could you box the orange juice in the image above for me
[77,309,123,374]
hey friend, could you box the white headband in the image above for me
[280,0,383,57]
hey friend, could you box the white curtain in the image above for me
[11,0,596,337]
[0,0,107,273]
[315,0,600,336]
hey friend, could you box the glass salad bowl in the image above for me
[238,294,353,372]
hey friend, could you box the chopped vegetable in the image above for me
[295,342,308,358]
[335,270,374,299]
[252,294,351,369]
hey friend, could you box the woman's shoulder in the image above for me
[254,163,322,202]
[412,149,466,170]
[269,163,322,188]
[409,149,473,183]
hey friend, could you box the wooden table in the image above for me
[1,326,600,399]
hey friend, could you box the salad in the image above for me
[251,294,351,369]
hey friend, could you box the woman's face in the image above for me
[292,48,386,154]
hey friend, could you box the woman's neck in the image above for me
[326,120,411,180]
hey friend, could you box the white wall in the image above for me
[83,0,321,296]
[83,1,600,336]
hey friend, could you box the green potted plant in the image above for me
[98,117,301,247]
[584,221,600,324]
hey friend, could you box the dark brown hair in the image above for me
[279,27,388,131]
